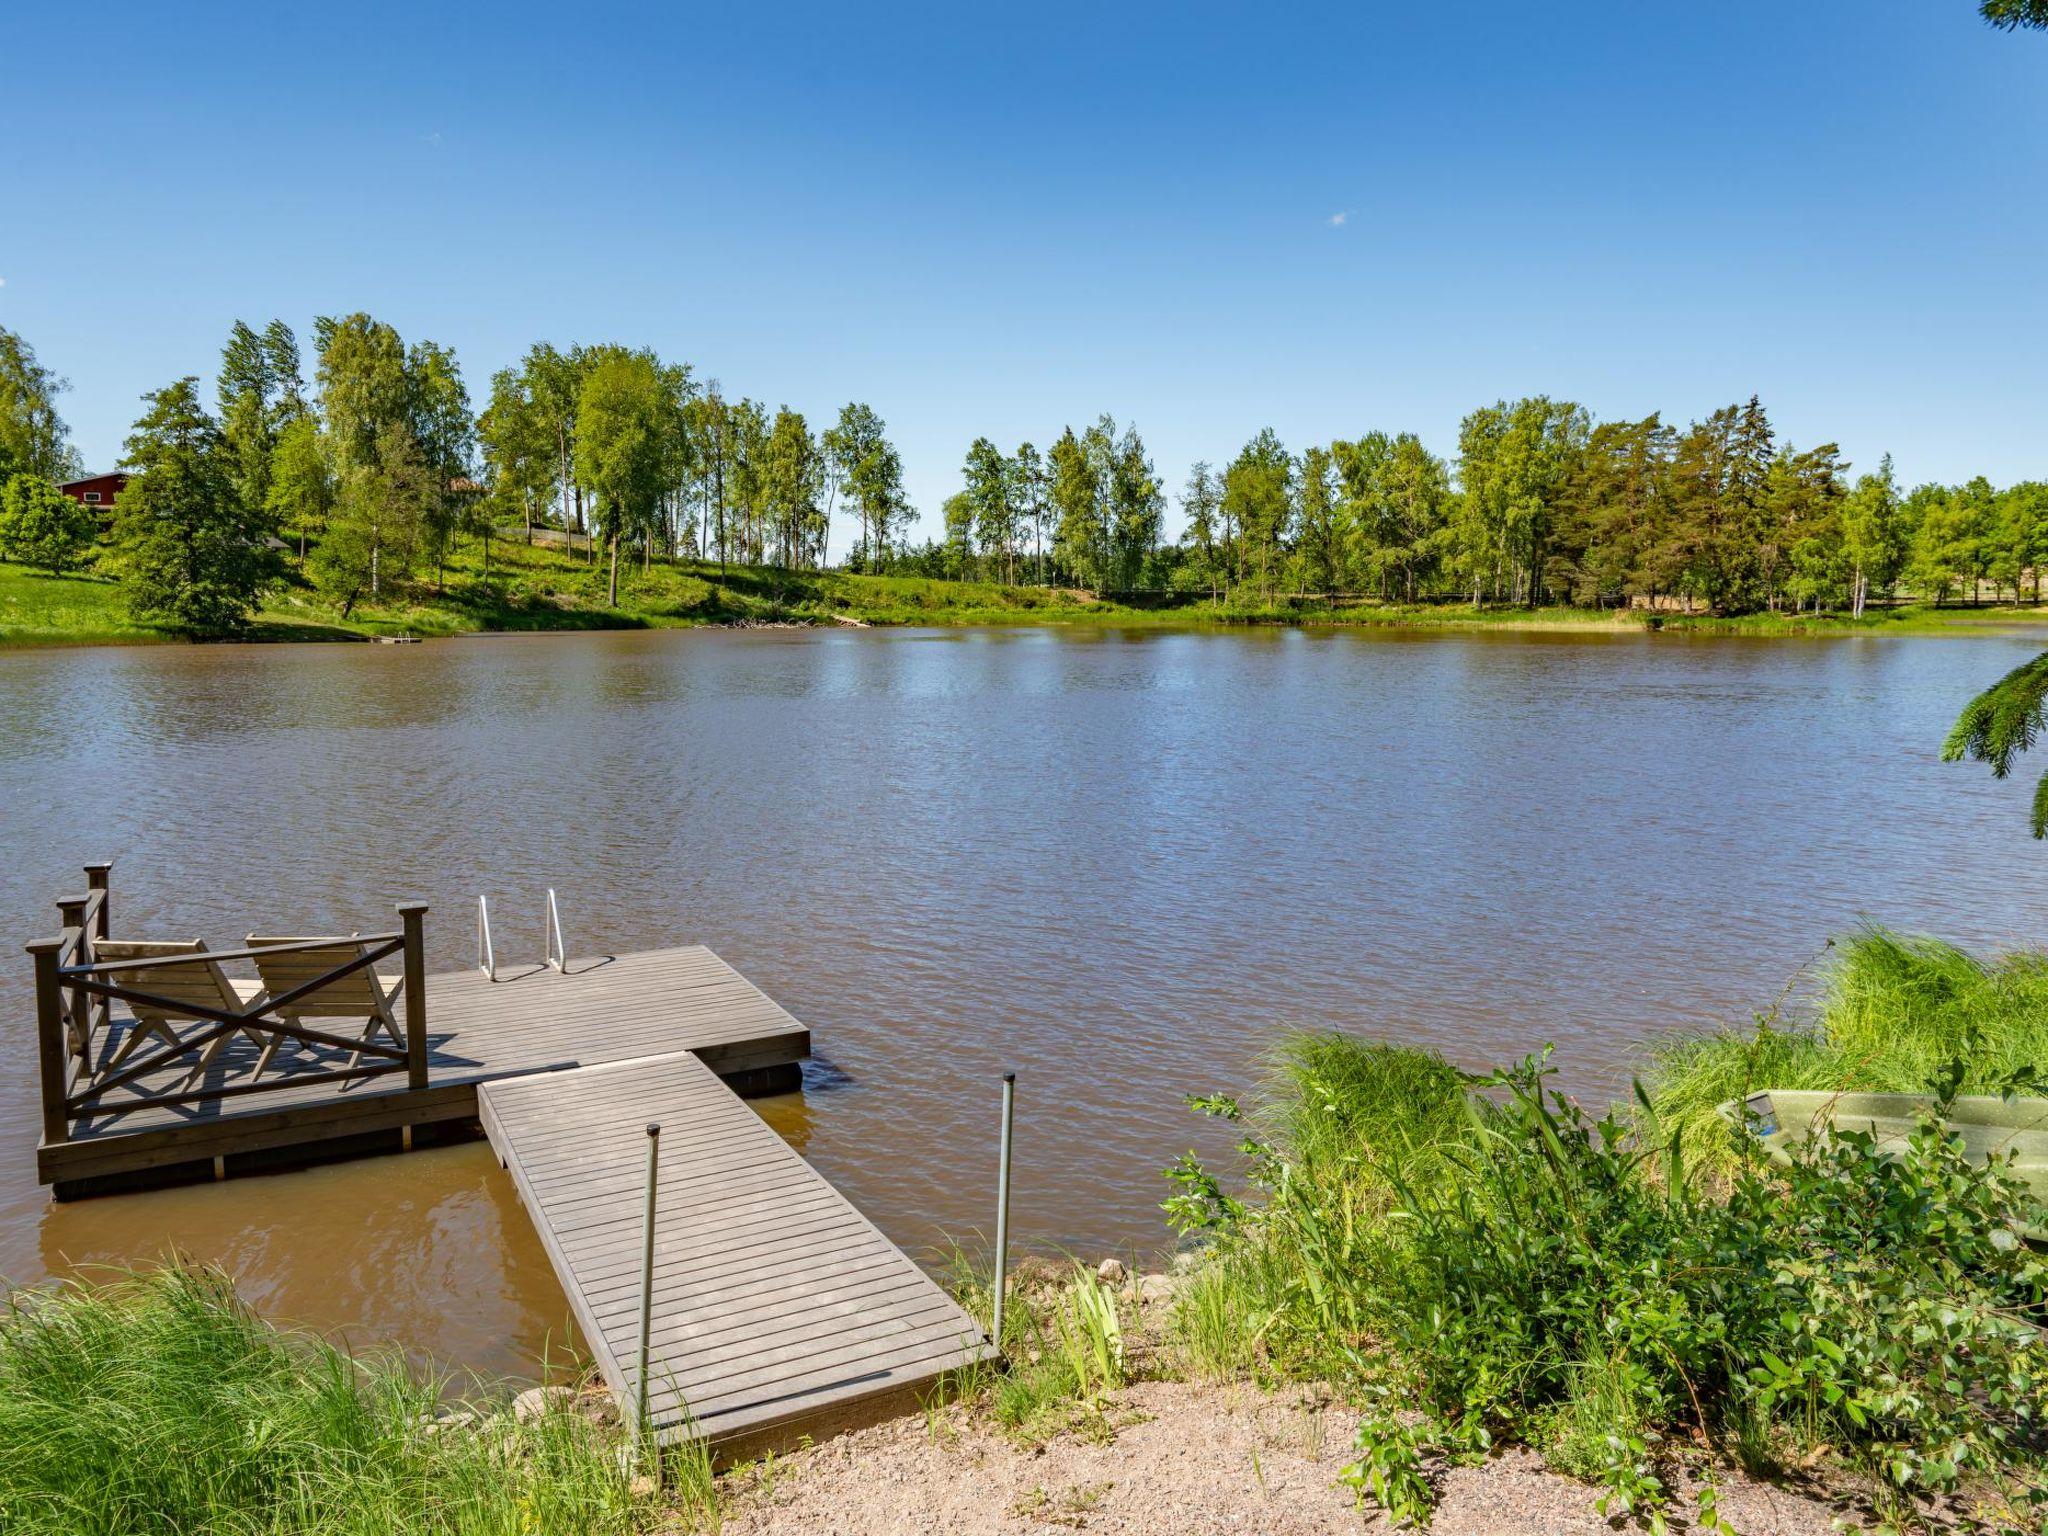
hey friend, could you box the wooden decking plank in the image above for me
[624,1294,968,1383]
[568,1220,897,1295]
[480,1049,994,1452]
[589,1277,946,1359]
[641,1316,979,1416]
[564,1211,891,1293]
[651,1332,988,1427]
[578,1250,914,1322]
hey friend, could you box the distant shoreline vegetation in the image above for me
[7,538,2048,651]
[3,318,2047,643]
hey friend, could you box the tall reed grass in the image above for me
[1647,926,2048,1166]
[0,1264,707,1536]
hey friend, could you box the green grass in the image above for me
[0,562,175,646]
[14,536,2048,648]
[937,1245,1136,1445]
[1257,1031,1470,1183]
[0,1264,713,1535]
[1645,926,2048,1169]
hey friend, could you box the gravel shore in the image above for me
[712,1375,1862,1535]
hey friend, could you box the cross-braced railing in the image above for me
[27,865,429,1145]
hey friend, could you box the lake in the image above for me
[1,624,2042,1379]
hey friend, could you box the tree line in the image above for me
[912,396,2047,618]
[0,319,914,629]
[1,319,2043,630]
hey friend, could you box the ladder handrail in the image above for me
[544,888,567,972]
[477,895,497,981]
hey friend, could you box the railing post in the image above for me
[397,903,429,1091]
[84,862,110,939]
[56,897,89,1065]
[29,939,68,1145]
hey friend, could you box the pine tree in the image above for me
[112,379,279,633]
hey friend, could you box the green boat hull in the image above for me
[1719,1090,2048,1238]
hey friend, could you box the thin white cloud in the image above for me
[1327,211,1349,228]
[0,276,8,286]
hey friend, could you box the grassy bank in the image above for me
[9,538,2048,648]
[0,1265,709,1535]
[1166,954,2048,1530]
[1647,927,2048,1168]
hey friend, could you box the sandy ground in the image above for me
[711,1377,1864,1536]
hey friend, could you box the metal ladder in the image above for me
[476,888,570,981]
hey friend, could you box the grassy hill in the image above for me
[5,533,2046,648]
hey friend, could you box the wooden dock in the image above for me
[481,1052,998,1456]
[26,866,997,1456]
[39,944,810,1193]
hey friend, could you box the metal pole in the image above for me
[991,1072,1015,1351]
[635,1121,661,1447]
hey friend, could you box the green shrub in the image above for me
[1170,1040,2048,1531]
[0,474,96,575]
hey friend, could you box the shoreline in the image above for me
[8,549,2048,652]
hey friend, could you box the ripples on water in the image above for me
[1,625,2041,1377]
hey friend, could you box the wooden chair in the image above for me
[246,935,405,1078]
[90,939,269,1080]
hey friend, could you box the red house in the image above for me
[60,472,129,514]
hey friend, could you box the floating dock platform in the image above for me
[27,865,995,1455]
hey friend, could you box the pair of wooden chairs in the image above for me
[87,935,404,1086]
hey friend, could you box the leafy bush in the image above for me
[1169,1038,2048,1531]
[0,474,96,575]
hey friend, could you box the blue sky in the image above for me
[4,1,2044,545]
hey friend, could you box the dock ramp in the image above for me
[479,1050,998,1458]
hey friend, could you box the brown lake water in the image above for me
[2,624,2044,1380]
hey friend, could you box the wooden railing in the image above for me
[27,864,429,1146]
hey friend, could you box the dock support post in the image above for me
[991,1072,1015,1352]
[29,939,68,1146]
[397,903,429,1091]
[636,1121,661,1453]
